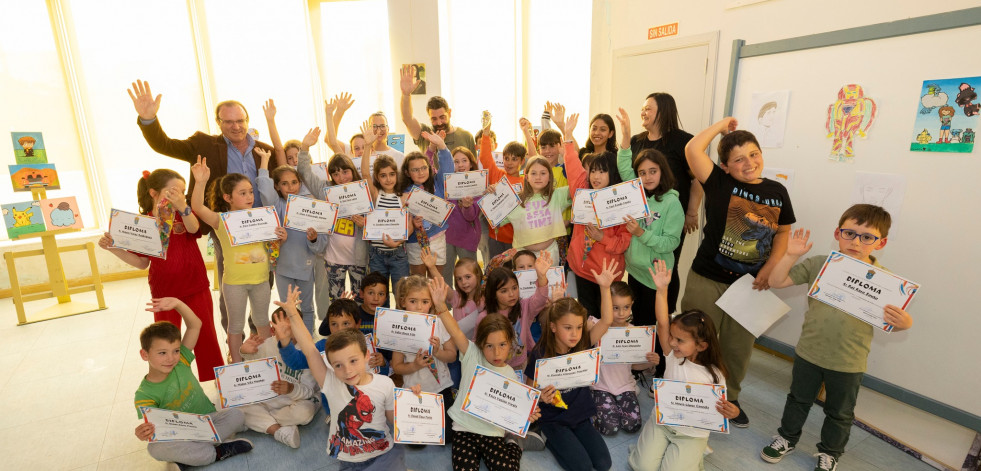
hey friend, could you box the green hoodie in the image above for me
[617,148,685,289]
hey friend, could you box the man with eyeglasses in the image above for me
[129,79,280,335]
[398,65,476,160]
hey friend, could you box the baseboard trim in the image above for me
[0,262,215,299]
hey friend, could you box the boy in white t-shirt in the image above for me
[273,285,404,470]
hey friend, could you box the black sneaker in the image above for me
[215,438,254,462]
[729,400,749,428]
[761,435,795,463]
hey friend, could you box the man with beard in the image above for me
[398,65,476,160]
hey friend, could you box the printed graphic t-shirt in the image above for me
[323,373,395,463]
[692,166,795,285]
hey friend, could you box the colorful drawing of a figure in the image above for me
[11,207,34,227]
[955,83,980,117]
[915,129,932,144]
[963,128,976,143]
[49,202,77,227]
[740,212,777,259]
[328,385,387,458]
[937,106,955,143]
[825,84,877,163]
[17,136,36,157]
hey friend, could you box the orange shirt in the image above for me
[478,135,523,244]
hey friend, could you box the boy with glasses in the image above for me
[761,204,913,471]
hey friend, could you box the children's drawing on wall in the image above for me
[851,171,906,220]
[2,201,45,239]
[909,76,981,153]
[8,163,60,191]
[11,132,47,165]
[826,84,877,163]
[748,91,790,148]
[39,196,83,230]
[761,167,795,194]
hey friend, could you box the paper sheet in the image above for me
[715,274,791,338]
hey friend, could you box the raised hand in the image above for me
[519,117,532,134]
[720,117,738,134]
[616,107,631,148]
[255,147,272,166]
[552,103,567,131]
[648,259,671,291]
[590,259,621,288]
[564,112,579,139]
[420,246,437,268]
[241,333,261,354]
[421,131,446,150]
[128,79,161,121]
[550,281,568,302]
[146,297,182,313]
[324,97,337,116]
[399,65,418,96]
[270,310,293,342]
[360,120,378,148]
[786,228,813,256]
[335,92,354,113]
[273,284,302,316]
[534,249,553,277]
[428,276,450,311]
[263,99,277,121]
[190,156,210,183]
[301,127,321,150]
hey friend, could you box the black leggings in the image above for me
[451,430,522,471]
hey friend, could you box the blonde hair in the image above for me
[395,275,432,313]
[518,156,555,206]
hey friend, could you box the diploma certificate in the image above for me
[599,326,655,364]
[477,177,520,228]
[108,209,165,258]
[514,267,565,299]
[324,180,374,217]
[362,208,410,241]
[140,407,220,443]
[405,187,455,226]
[652,378,729,433]
[393,388,445,445]
[461,365,540,437]
[589,179,651,229]
[214,357,281,408]
[219,206,281,246]
[533,348,601,390]
[283,194,338,234]
[571,188,597,225]
[808,251,920,332]
[372,308,438,355]
[444,170,488,199]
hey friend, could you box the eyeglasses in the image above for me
[837,228,881,245]
[371,124,387,130]
[409,166,430,174]
[219,118,248,126]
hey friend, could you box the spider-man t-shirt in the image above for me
[322,372,395,462]
[692,166,795,285]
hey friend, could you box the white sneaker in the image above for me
[274,425,300,448]
[813,452,838,471]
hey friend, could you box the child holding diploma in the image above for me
[760,205,912,471]
[399,132,454,277]
[239,323,319,449]
[440,146,483,285]
[497,150,572,266]
[389,275,459,445]
[134,298,253,468]
[590,281,659,436]
[99,168,222,381]
[681,117,795,426]
[448,257,486,339]
[475,251,553,370]
[274,286,406,470]
[190,158,287,362]
[429,276,542,471]
[295,128,369,313]
[563,112,631,319]
[256,140,327,333]
[523,259,618,471]
[628,261,740,471]
[360,121,410,296]
[478,121,527,258]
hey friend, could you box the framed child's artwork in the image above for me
[39,196,83,230]
[9,163,60,191]
[11,132,47,165]
[910,76,981,153]
[2,201,45,239]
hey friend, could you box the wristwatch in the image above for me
[182,206,192,216]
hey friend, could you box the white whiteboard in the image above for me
[729,24,981,416]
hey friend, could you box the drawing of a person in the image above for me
[17,136,36,157]
[937,106,954,143]
[757,101,777,144]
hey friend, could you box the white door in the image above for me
[611,32,719,300]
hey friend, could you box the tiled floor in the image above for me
[0,278,943,470]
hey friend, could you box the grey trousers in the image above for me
[147,408,247,466]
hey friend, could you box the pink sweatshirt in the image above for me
[447,290,485,339]
[474,284,548,369]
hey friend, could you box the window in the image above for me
[527,0,592,136]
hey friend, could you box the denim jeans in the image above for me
[368,245,409,307]
[541,419,612,471]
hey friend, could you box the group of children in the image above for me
[118,91,914,471]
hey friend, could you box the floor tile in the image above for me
[0,404,110,469]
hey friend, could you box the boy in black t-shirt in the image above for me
[682,117,796,427]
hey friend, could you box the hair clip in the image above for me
[142,170,151,180]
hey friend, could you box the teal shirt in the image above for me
[617,149,685,289]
